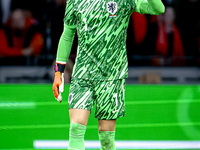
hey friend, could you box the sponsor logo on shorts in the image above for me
[68,93,73,103]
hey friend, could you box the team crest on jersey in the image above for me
[107,1,118,18]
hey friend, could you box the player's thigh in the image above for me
[95,79,125,120]
[68,78,95,126]
[98,119,116,131]
[69,109,90,126]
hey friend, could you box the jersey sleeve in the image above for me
[131,0,165,15]
[64,0,77,28]
[140,0,165,15]
[56,0,76,64]
[56,24,76,64]
[131,0,145,14]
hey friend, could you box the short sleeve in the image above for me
[131,0,145,14]
[64,0,77,28]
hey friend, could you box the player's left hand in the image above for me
[53,71,64,103]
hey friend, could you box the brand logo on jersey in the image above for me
[107,1,118,17]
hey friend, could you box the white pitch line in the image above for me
[1,99,200,108]
[33,140,200,149]
[0,102,36,108]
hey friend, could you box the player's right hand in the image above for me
[53,71,64,103]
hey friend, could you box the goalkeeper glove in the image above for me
[53,63,65,103]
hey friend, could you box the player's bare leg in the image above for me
[98,120,116,150]
[69,109,90,126]
[68,109,90,150]
[98,120,116,131]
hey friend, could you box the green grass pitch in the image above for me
[0,84,200,150]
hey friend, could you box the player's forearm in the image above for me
[140,0,165,15]
[56,24,76,64]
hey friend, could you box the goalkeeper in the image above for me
[53,0,165,149]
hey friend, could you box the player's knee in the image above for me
[99,131,115,150]
[69,109,90,126]
[98,126,115,131]
[70,123,86,135]
[71,119,87,126]
[98,120,116,131]
[70,123,79,134]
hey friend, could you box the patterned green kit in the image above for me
[64,0,142,80]
[64,0,143,119]
[69,78,125,120]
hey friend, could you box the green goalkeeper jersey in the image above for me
[60,0,164,80]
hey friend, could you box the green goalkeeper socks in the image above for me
[98,131,116,150]
[68,124,115,150]
[68,123,86,150]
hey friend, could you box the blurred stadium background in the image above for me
[0,0,200,149]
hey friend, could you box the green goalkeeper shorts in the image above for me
[68,78,125,120]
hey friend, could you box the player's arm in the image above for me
[56,24,76,64]
[53,24,76,102]
[134,0,165,15]
[140,0,165,15]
